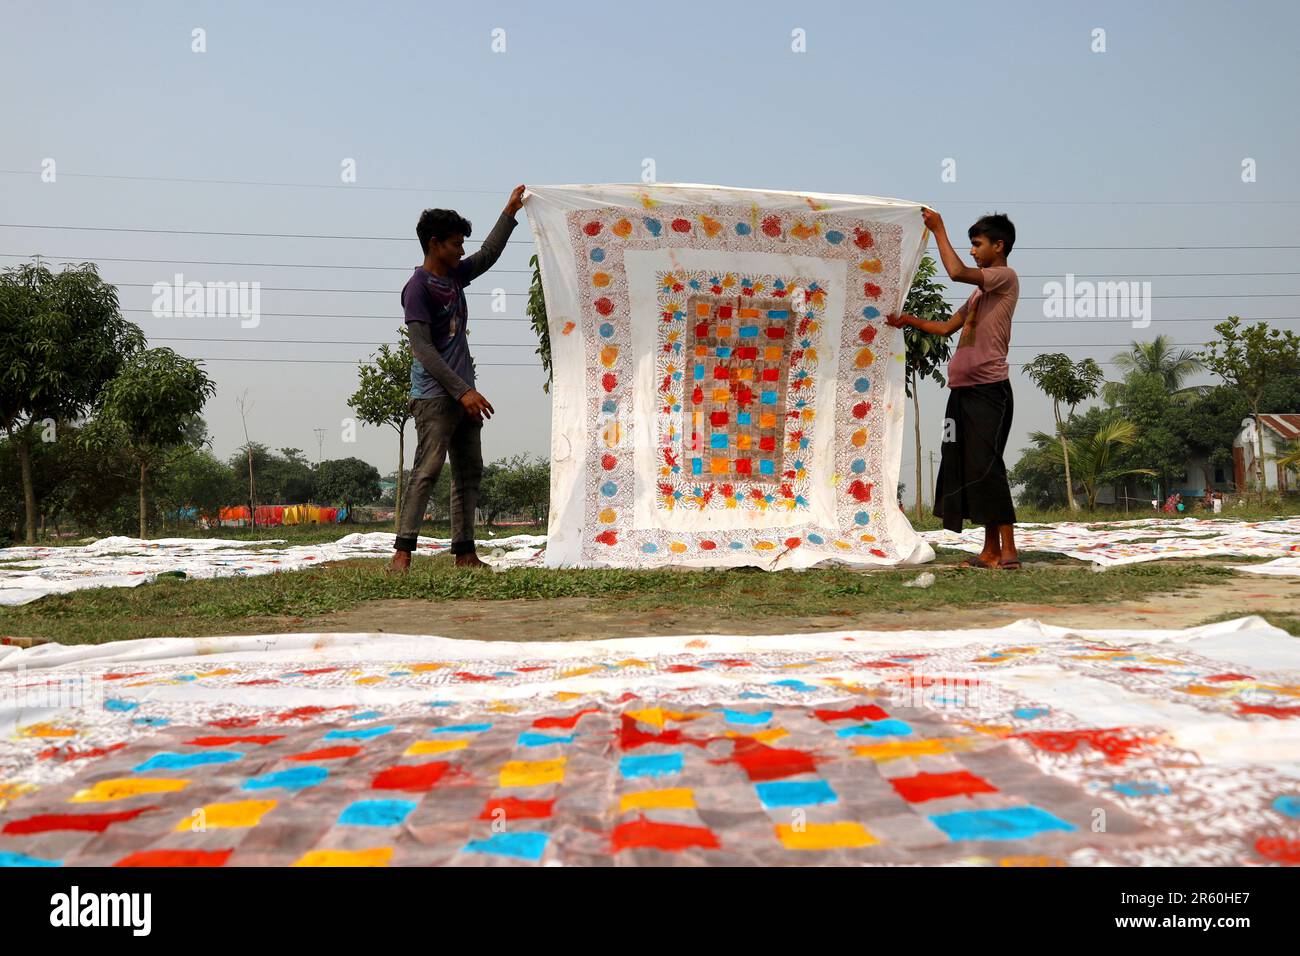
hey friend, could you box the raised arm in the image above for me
[922,208,984,287]
[457,185,526,283]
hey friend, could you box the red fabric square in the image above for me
[735,387,753,406]
[889,771,998,804]
[735,458,752,475]
[714,366,730,380]
[717,306,733,319]
[766,327,786,339]
[736,346,757,360]
[762,368,779,382]
[759,436,776,452]
[695,322,710,338]
[710,411,729,427]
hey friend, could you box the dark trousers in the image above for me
[394,395,483,554]
[934,380,1017,533]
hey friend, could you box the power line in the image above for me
[0,223,525,244]
[943,294,1300,300]
[0,169,503,194]
[3,223,1299,250]
[3,169,1296,206]
[154,336,537,347]
[4,253,1299,280]
[192,357,542,366]
[0,252,532,273]
[119,308,1300,326]
[121,308,532,322]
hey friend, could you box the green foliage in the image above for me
[900,257,953,396]
[476,455,551,526]
[1031,417,1156,510]
[155,447,241,520]
[79,348,216,536]
[315,457,382,512]
[0,260,145,541]
[225,443,316,504]
[0,260,145,431]
[1112,334,1204,396]
[1024,353,1105,411]
[1199,317,1300,497]
[526,255,553,393]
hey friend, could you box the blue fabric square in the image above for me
[694,364,704,380]
[710,434,729,449]
[739,326,759,338]
[737,412,752,426]
[691,458,702,475]
[759,460,775,475]
[761,391,778,404]
[715,346,731,358]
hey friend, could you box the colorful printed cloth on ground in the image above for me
[1,618,1296,867]
[922,516,1300,568]
[525,183,932,570]
[0,533,547,607]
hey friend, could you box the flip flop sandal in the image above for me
[960,557,995,569]
[998,559,1023,570]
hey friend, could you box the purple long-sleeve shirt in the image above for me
[404,210,518,400]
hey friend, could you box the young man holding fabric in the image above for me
[887,208,1021,569]
[389,185,526,572]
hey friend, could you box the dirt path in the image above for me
[304,570,1300,641]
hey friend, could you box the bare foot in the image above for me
[386,551,411,574]
[454,553,490,569]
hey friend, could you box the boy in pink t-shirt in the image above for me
[888,209,1020,568]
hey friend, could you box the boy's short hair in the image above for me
[968,213,1015,256]
[417,209,473,254]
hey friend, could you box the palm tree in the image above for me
[1108,335,1206,405]
[1032,418,1156,510]
[1275,440,1300,486]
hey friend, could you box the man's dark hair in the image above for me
[968,213,1015,256]
[417,208,473,254]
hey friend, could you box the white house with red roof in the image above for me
[1234,414,1300,493]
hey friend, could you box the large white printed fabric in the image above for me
[0,533,548,607]
[1,618,1297,866]
[923,516,1300,568]
[525,183,933,570]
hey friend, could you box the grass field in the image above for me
[5,508,1298,645]
[0,546,1239,645]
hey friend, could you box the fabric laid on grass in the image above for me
[922,516,1300,569]
[1,617,1296,866]
[0,533,548,607]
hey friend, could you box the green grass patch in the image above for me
[0,555,1233,646]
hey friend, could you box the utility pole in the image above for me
[313,428,325,469]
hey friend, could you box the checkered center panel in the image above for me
[684,296,793,481]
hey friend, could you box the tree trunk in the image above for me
[911,375,923,520]
[246,448,256,529]
[138,460,148,539]
[1253,408,1267,503]
[1057,403,1079,512]
[395,425,405,530]
[16,430,37,545]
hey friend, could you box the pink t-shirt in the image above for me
[946,266,1018,387]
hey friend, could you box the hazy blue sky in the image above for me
[3,0,1297,501]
